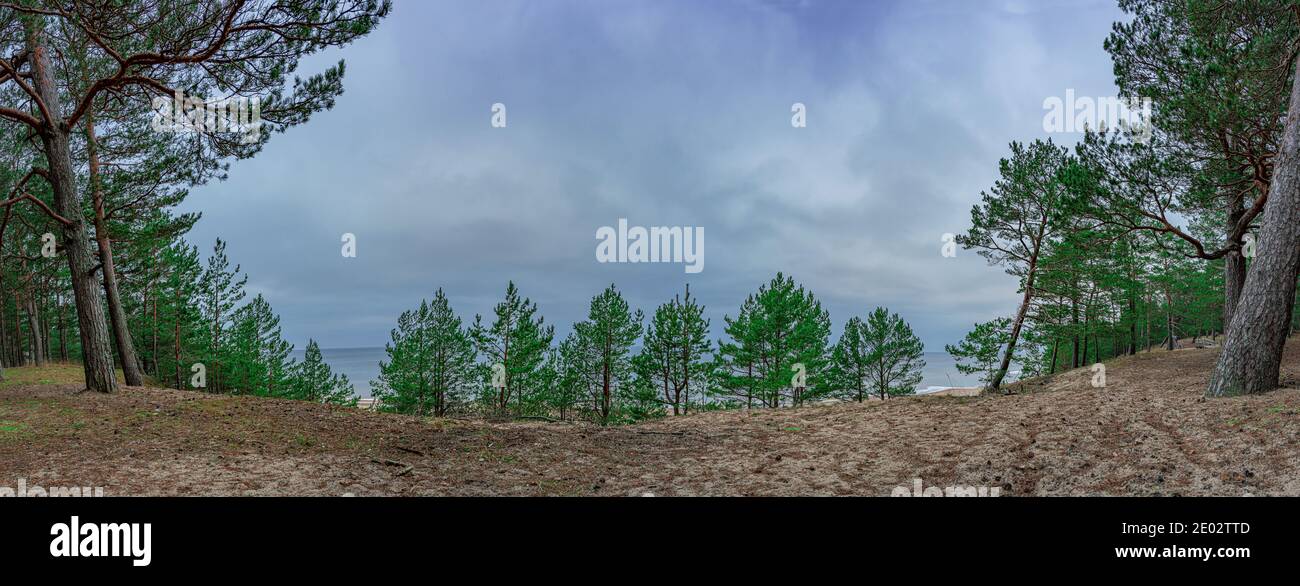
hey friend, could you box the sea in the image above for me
[294,348,995,399]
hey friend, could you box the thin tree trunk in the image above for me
[151,248,159,377]
[1224,194,1248,330]
[0,288,8,371]
[1071,293,1081,368]
[40,291,50,361]
[26,296,44,366]
[11,293,23,366]
[601,359,611,424]
[85,111,144,386]
[990,252,1041,393]
[57,294,67,362]
[174,285,183,389]
[1207,51,1300,397]
[1081,321,1090,363]
[1164,288,1176,351]
[1128,295,1138,355]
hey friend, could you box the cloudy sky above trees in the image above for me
[179,0,1125,349]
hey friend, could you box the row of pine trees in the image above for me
[370,275,929,424]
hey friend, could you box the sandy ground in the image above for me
[923,386,982,397]
[2,342,1299,496]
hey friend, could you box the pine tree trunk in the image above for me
[0,290,8,372]
[85,111,144,386]
[1223,195,1247,330]
[150,249,159,377]
[1128,295,1138,355]
[175,286,183,389]
[1082,325,1090,361]
[11,294,23,366]
[1071,294,1081,368]
[1206,51,1300,397]
[601,360,611,424]
[1164,288,1176,351]
[990,261,1039,393]
[57,295,67,362]
[26,296,44,366]
[25,24,117,392]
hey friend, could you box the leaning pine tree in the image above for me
[958,139,1069,393]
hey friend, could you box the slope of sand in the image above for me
[2,342,1299,496]
[922,386,982,397]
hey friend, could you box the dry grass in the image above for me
[0,362,162,390]
[1,341,1299,496]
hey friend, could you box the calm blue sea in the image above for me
[294,348,992,399]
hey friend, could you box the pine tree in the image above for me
[155,242,203,389]
[714,273,831,408]
[635,285,711,415]
[225,294,295,396]
[946,318,1012,389]
[958,139,1070,393]
[372,290,477,416]
[572,284,643,424]
[544,333,588,421]
[119,210,199,380]
[1105,0,1295,329]
[198,239,248,393]
[864,308,925,399]
[290,340,357,406]
[470,282,554,414]
[831,308,926,401]
[712,296,761,407]
[0,1,391,391]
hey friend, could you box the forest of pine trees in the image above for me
[0,1,384,401]
[948,0,1300,396]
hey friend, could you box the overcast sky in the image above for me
[178,0,1127,350]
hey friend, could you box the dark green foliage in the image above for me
[634,285,710,415]
[829,308,925,401]
[372,289,477,416]
[712,273,831,408]
[571,284,643,425]
[946,318,1012,388]
[288,340,356,406]
[470,281,555,414]
[226,294,296,397]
